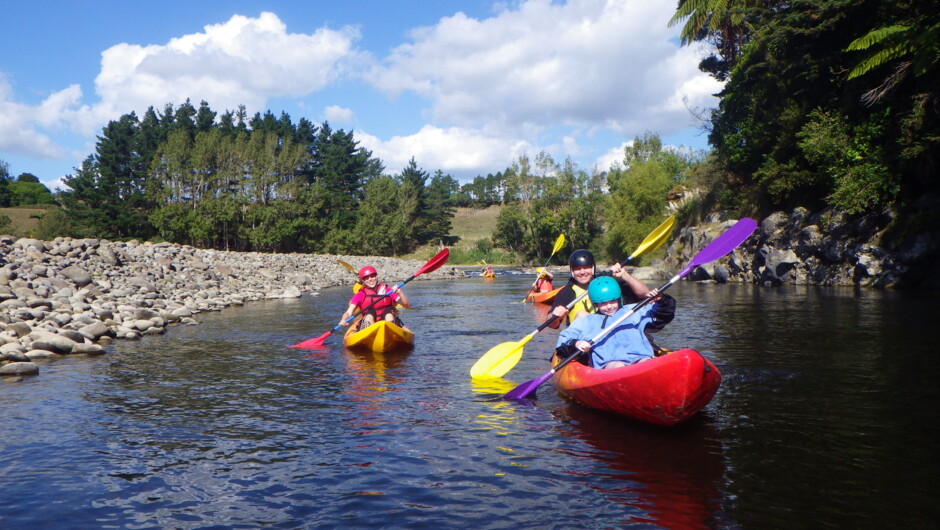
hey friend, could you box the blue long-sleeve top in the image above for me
[556,295,675,368]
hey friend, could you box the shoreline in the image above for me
[1,235,457,377]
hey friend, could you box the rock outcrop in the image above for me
[659,203,939,288]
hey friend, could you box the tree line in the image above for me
[34,101,456,255]
[0,163,55,208]
[5,98,696,265]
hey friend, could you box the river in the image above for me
[1,273,937,528]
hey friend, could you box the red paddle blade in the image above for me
[290,331,332,349]
[416,248,450,276]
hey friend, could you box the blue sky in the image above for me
[0,0,721,191]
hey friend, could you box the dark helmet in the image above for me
[568,249,595,269]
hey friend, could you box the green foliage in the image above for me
[0,177,12,207]
[604,133,693,262]
[15,173,40,183]
[847,19,940,82]
[447,246,514,266]
[31,207,76,240]
[47,101,456,255]
[8,181,55,206]
[680,0,940,216]
[797,108,897,214]
[475,238,494,254]
[492,152,605,264]
[0,213,10,232]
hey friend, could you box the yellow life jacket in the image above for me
[567,284,595,325]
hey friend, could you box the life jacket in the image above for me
[534,276,553,292]
[566,284,594,325]
[358,283,396,318]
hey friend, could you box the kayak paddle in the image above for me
[290,248,450,349]
[336,258,363,294]
[469,216,676,379]
[523,233,566,302]
[336,259,357,274]
[502,217,757,400]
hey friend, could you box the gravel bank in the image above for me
[0,235,456,377]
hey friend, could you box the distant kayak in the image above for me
[344,320,414,353]
[526,287,561,304]
[551,348,721,426]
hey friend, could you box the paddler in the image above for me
[533,268,554,292]
[549,249,650,328]
[555,276,675,368]
[339,266,411,330]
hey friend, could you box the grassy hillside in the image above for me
[443,205,514,265]
[0,206,47,237]
[400,205,512,265]
[450,206,500,243]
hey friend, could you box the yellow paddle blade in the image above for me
[629,216,676,259]
[551,233,566,255]
[336,259,356,273]
[470,341,526,378]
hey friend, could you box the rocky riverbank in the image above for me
[1,236,457,377]
[656,204,939,289]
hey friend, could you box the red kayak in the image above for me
[551,348,721,426]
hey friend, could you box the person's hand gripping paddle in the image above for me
[470,216,676,378]
[290,248,449,349]
[502,217,757,400]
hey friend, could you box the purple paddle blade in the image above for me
[503,372,553,400]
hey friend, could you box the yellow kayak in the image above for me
[344,320,415,353]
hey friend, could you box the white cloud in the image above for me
[367,0,718,138]
[596,142,630,173]
[323,105,353,124]
[89,12,365,119]
[0,74,66,159]
[357,125,534,179]
[3,3,723,187]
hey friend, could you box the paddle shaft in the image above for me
[504,218,756,399]
[338,247,450,328]
[292,248,449,348]
[527,236,564,292]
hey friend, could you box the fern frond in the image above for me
[847,25,908,52]
[848,44,913,79]
[669,0,711,27]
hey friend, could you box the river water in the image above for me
[1,274,937,528]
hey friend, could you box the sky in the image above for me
[0,0,722,191]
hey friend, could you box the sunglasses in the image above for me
[362,273,377,279]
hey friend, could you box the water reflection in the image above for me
[553,404,727,529]
[3,278,938,527]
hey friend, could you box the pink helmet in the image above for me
[358,266,377,279]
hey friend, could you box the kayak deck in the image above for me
[526,286,562,304]
[551,348,721,426]
[344,320,414,353]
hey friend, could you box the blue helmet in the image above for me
[587,276,621,304]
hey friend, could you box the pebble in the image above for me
[0,235,456,376]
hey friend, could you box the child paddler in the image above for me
[549,249,651,328]
[555,276,675,368]
[339,266,411,330]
